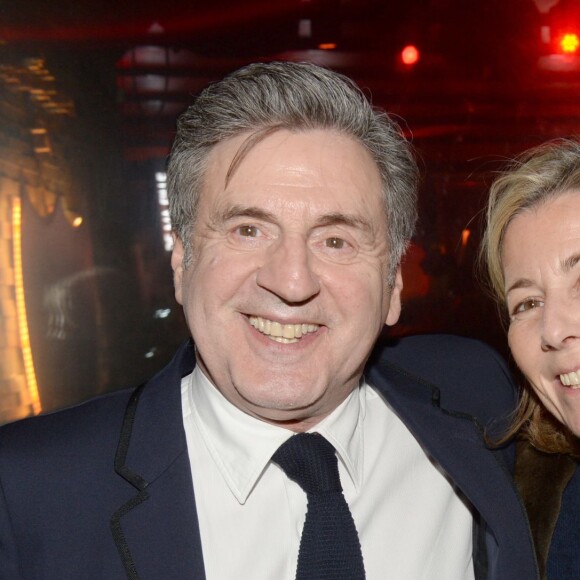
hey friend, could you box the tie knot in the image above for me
[272,433,342,494]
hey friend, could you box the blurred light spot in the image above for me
[298,19,312,38]
[461,228,471,247]
[154,308,171,319]
[560,33,579,54]
[401,45,420,66]
[155,171,172,251]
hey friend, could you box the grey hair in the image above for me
[167,61,418,283]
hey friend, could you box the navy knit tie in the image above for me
[272,433,366,579]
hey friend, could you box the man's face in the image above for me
[172,129,402,431]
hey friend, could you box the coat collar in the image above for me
[121,340,196,483]
[111,340,205,579]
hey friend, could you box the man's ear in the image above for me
[171,235,185,305]
[385,266,403,327]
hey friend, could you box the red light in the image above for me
[559,33,580,54]
[318,43,337,51]
[401,45,420,66]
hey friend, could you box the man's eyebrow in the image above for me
[314,212,374,232]
[561,251,580,273]
[210,204,277,226]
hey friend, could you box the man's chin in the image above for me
[233,383,318,415]
[232,380,351,431]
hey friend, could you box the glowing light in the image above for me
[30,127,51,154]
[401,45,420,66]
[461,228,471,247]
[318,43,337,50]
[63,207,83,228]
[12,197,42,414]
[560,33,580,54]
[156,171,172,251]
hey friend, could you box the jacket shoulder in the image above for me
[370,333,517,427]
[0,387,134,462]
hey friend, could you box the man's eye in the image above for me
[237,225,259,237]
[325,237,346,249]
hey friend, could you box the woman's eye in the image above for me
[237,225,259,237]
[513,298,544,315]
[325,237,346,249]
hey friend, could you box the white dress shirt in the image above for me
[181,367,475,579]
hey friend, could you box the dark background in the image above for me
[1,0,579,421]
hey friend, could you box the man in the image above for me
[0,62,537,579]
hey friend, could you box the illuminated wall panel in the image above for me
[0,178,37,424]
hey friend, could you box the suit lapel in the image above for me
[110,340,206,579]
[108,338,538,578]
[367,359,538,579]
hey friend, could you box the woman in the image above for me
[481,139,580,579]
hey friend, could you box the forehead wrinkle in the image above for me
[505,251,580,297]
[224,126,283,188]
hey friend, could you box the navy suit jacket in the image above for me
[0,335,538,579]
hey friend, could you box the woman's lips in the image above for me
[559,370,580,388]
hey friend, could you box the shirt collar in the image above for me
[186,367,366,504]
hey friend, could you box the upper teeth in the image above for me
[560,371,580,387]
[249,316,319,343]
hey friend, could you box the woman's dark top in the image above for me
[547,463,580,579]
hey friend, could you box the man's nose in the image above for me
[256,235,320,304]
[540,296,580,351]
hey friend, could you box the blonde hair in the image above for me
[481,138,580,456]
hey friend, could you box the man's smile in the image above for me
[249,315,320,343]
